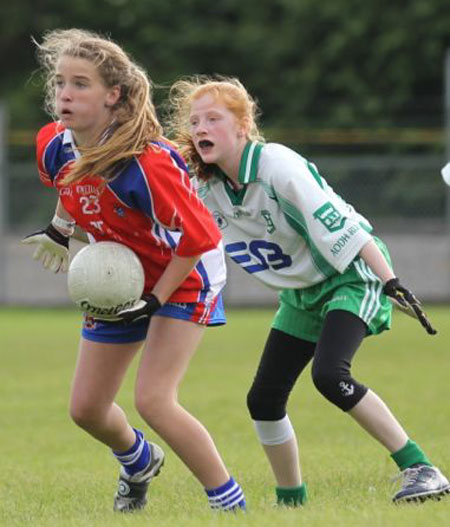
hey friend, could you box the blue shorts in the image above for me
[81,294,226,344]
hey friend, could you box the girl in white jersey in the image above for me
[168,76,449,506]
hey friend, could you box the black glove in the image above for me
[117,293,162,324]
[22,224,70,273]
[383,278,437,335]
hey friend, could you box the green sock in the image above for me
[276,483,308,506]
[391,439,432,471]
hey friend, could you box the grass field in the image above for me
[1,306,449,527]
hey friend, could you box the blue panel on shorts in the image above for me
[81,316,149,344]
[209,293,226,326]
[208,293,227,326]
[81,294,226,344]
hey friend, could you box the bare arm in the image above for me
[359,239,437,334]
[55,198,74,223]
[152,254,201,304]
[116,253,202,323]
[358,239,395,284]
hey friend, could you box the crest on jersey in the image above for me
[196,184,210,199]
[114,206,125,217]
[261,209,276,233]
[213,211,228,229]
[313,202,346,232]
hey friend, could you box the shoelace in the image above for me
[392,466,422,487]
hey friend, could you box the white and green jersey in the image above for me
[195,141,373,290]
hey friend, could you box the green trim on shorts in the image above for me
[272,237,393,342]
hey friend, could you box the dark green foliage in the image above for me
[2,0,450,130]
[2,0,450,227]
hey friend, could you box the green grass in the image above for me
[1,306,449,526]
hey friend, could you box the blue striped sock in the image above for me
[113,428,150,476]
[205,477,246,511]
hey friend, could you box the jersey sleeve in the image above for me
[135,147,222,257]
[36,123,60,188]
[266,145,373,273]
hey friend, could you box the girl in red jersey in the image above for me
[22,29,245,512]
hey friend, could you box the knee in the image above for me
[246,383,288,421]
[311,368,339,400]
[135,389,171,426]
[69,400,102,430]
[311,363,367,411]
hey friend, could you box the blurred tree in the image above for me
[1,0,449,130]
[2,0,448,226]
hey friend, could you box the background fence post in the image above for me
[0,101,8,303]
[445,49,450,231]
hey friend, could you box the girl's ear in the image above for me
[105,85,121,107]
[239,116,251,138]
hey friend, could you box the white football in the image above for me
[68,242,145,319]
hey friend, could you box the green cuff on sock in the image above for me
[276,483,308,506]
[391,439,432,471]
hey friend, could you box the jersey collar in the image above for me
[62,127,74,145]
[62,128,81,159]
[214,141,263,182]
[238,141,263,184]
[214,141,263,206]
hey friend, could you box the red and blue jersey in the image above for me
[36,122,226,304]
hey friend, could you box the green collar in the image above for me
[238,141,264,184]
[215,141,263,205]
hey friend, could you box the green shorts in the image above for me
[272,237,393,343]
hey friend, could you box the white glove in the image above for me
[22,224,70,273]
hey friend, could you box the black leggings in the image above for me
[247,310,369,419]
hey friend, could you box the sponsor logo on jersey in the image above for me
[213,211,228,229]
[330,225,361,257]
[225,240,292,274]
[313,202,346,232]
[76,184,98,196]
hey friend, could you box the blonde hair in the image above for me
[35,28,163,184]
[167,75,264,180]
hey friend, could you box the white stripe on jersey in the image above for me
[194,240,227,303]
[243,141,257,184]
